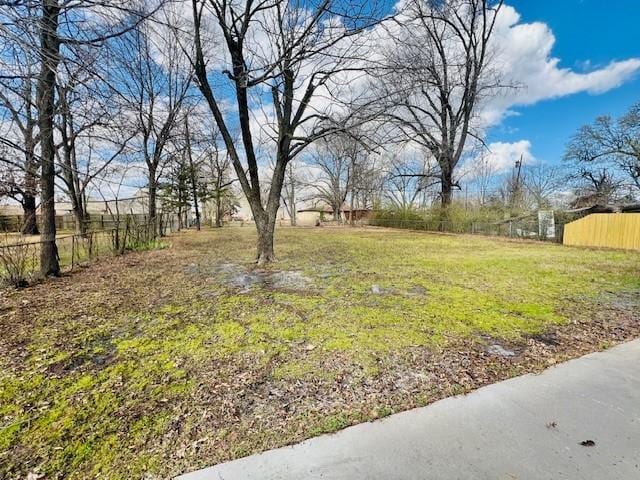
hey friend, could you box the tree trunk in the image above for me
[289,188,296,227]
[333,205,340,222]
[349,191,355,226]
[255,215,276,265]
[290,208,296,226]
[21,193,39,235]
[440,169,454,207]
[69,192,90,235]
[148,171,158,237]
[287,163,296,226]
[192,185,200,230]
[37,0,61,277]
[21,146,39,235]
[214,188,222,227]
[73,208,90,235]
[185,118,201,230]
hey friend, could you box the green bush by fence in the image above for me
[369,207,564,242]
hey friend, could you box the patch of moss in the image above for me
[309,413,352,436]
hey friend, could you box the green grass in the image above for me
[1,226,639,479]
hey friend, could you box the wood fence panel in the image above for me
[563,213,640,250]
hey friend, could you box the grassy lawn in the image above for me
[1,227,639,479]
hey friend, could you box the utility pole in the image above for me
[511,155,523,213]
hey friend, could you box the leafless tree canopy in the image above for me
[190,0,384,263]
[375,0,504,207]
[565,102,640,193]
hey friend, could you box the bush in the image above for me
[0,240,34,287]
[369,208,427,229]
[370,204,506,233]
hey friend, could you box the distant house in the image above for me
[341,208,372,223]
[296,206,334,226]
[296,204,372,226]
[0,203,24,216]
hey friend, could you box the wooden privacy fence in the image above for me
[563,213,640,250]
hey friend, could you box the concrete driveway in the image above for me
[178,340,640,480]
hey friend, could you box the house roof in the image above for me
[297,207,334,213]
[565,203,640,214]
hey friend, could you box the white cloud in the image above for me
[482,140,535,174]
[482,5,640,127]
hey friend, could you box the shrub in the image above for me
[0,240,34,287]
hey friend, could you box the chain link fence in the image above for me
[368,215,564,243]
[0,220,171,287]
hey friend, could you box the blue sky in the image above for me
[488,0,640,165]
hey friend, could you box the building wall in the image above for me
[296,211,323,226]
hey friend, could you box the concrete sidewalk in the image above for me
[178,340,640,480]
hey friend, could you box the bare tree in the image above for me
[469,153,496,207]
[353,154,385,213]
[378,0,504,208]
[0,7,41,234]
[35,0,63,276]
[498,157,527,213]
[281,160,302,226]
[570,167,623,208]
[197,129,237,228]
[55,53,134,235]
[183,116,201,230]
[383,149,439,211]
[565,102,640,194]
[307,137,353,221]
[110,18,192,237]
[189,0,382,263]
[522,164,566,209]
[2,0,155,276]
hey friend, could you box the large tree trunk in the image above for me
[440,167,454,207]
[21,193,39,235]
[439,167,454,232]
[21,146,39,235]
[255,214,276,265]
[248,180,281,265]
[332,204,341,222]
[37,0,61,277]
